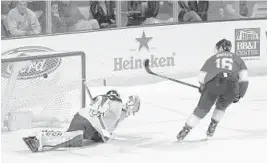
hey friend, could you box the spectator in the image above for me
[240,1,249,17]
[157,1,173,20]
[90,1,116,28]
[29,1,46,24]
[146,1,160,18]
[142,1,162,25]
[51,2,67,33]
[186,1,209,21]
[1,1,12,37]
[6,1,41,36]
[178,1,202,22]
[59,1,99,32]
[127,1,144,26]
[220,1,245,20]
[38,11,46,33]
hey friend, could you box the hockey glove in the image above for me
[232,95,240,103]
[198,84,205,93]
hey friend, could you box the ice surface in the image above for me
[2,76,267,163]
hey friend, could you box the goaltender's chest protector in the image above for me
[90,95,121,114]
[98,95,122,132]
[87,95,123,133]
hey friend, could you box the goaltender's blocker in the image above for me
[23,89,141,152]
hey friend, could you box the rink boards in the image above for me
[1,19,267,85]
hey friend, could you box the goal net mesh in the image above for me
[1,51,86,129]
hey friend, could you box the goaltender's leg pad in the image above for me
[49,134,83,149]
[23,134,83,152]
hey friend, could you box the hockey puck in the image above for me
[43,73,48,78]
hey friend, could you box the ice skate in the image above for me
[177,126,191,141]
[22,136,40,152]
[206,119,218,137]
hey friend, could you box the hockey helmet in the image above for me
[106,90,120,98]
[216,39,232,52]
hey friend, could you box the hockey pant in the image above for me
[187,75,239,128]
[66,113,104,142]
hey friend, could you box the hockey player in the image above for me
[23,90,141,152]
[177,39,249,141]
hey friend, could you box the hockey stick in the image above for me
[84,81,93,101]
[144,59,199,89]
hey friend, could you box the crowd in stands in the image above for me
[1,1,267,38]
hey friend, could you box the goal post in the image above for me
[1,51,86,130]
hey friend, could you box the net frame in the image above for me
[1,51,87,122]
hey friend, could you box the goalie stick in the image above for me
[144,59,199,89]
[84,81,93,101]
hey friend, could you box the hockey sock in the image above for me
[211,109,225,123]
[185,113,201,128]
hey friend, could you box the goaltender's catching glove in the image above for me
[122,95,141,117]
[233,95,240,103]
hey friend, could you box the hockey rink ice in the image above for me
[1,76,267,163]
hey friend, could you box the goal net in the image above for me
[1,50,86,130]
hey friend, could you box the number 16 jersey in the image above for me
[198,51,248,85]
